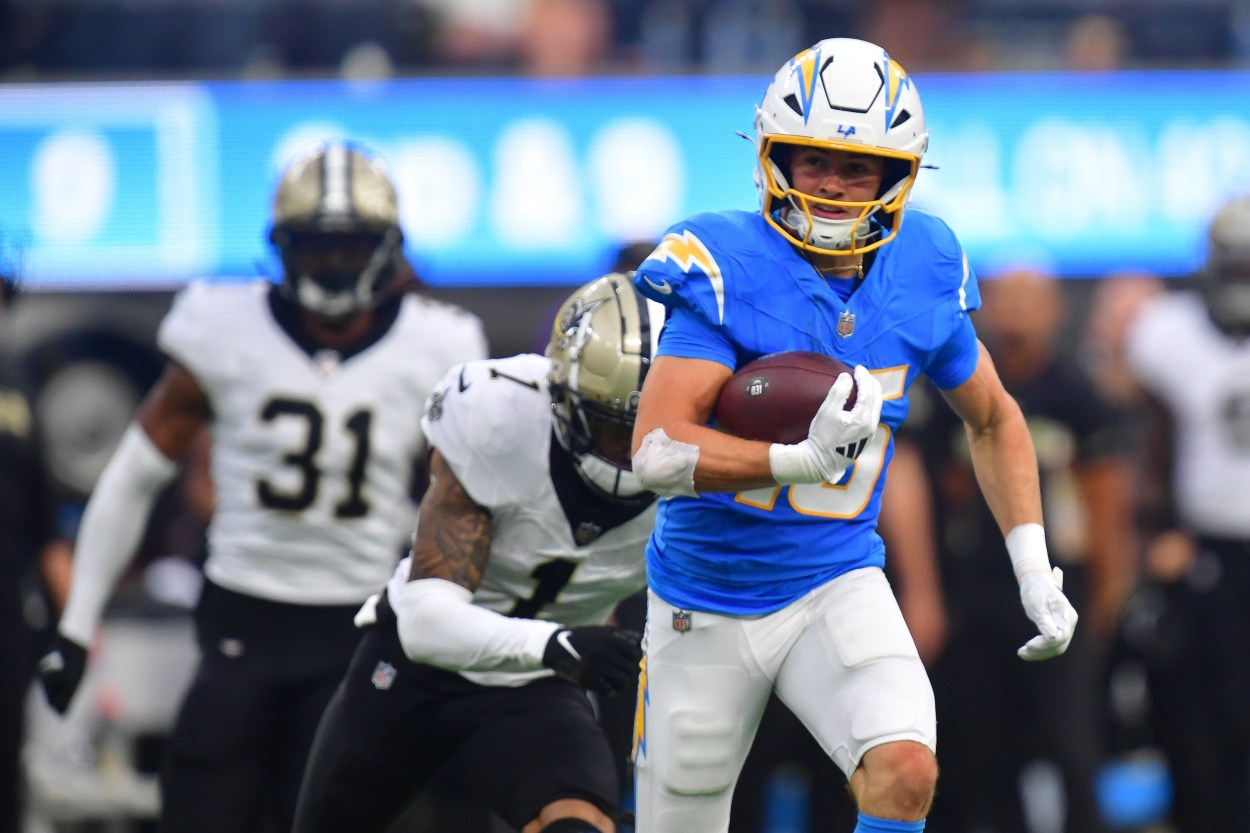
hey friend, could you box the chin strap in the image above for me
[782,200,880,252]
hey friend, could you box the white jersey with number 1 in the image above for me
[388,353,655,686]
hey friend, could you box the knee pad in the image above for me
[660,708,742,796]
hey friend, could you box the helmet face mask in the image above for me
[552,395,635,470]
[269,143,404,324]
[755,38,929,257]
[546,272,660,498]
[1203,195,1250,336]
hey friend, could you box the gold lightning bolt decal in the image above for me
[789,47,821,123]
[652,230,725,323]
[632,655,648,763]
[883,57,911,130]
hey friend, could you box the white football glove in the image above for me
[769,365,883,485]
[1017,566,1079,661]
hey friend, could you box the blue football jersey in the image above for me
[634,209,981,614]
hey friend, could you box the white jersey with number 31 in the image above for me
[158,280,487,605]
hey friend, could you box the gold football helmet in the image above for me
[547,272,663,497]
[268,142,404,322]
[1203,194,1250,335]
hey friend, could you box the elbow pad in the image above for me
[389,577,560,673]
[633,428,699,499]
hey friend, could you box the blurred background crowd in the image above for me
[6,1,1250,833]
[0,0,1246,80]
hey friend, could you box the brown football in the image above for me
[713,351,856,444]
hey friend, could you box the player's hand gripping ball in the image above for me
[713,351,857,444]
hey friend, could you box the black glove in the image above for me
[542,626,642,697]
[37,633,89,715]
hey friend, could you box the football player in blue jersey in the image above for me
[627,37,1079,833]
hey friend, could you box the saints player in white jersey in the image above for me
[36,142,488,833]
[1124,194,1250,832]
[293,273,661,833]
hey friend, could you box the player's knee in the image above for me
[859,741,937,814]
[891,743,938,802]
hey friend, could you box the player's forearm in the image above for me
[963,408,1043,537]
[390,577,560,673]
[688,426,779,492]
[633,355,778,493]
[58,424,179,644]
[633,422,777,497]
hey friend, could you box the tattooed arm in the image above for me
[408,449,493,589]
[389,448,563,672]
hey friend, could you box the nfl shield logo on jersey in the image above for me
[672,610,692,632]
[837,310,856,338]
[371,660,397,690]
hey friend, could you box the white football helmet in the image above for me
[269,142,404,323]
[755,37,929,256]
[546,272,663,499]
[1202,194,1250,336]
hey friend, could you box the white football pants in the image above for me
[632,566,936,833]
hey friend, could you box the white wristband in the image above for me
[769,442,822,485]
[633,428,700,499]
[1005,523,1051,581]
